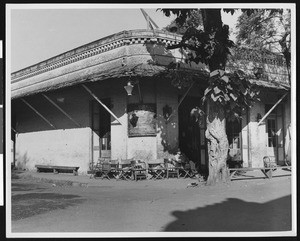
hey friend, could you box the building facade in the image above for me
[11,29,291,174]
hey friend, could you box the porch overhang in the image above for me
[11,29,208,99]
[11,29,290,99]
[248,78,290,91]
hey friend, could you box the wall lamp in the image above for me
[124,81,134,96]
[163,104,172,120]
[256,113,262,122]
[124,79,143,103]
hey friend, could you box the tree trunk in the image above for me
[201,9,230,185]
[205,99,229,185]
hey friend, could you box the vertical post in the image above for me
[247,107,251,168]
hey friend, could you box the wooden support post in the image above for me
[42,94,81,128]
[136,82,143,103]
[82,84,123,125]
[166,81,195,123]
[21,98,56,129]
[258,92,288,125]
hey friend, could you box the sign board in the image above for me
[127,103,156,137]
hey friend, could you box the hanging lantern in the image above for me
[124,81,134,96]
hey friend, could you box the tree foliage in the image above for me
[202,69,260,122]
[160,9,234,71]
[162,9,203,35]
[235,9,291,80]
[160,8,260,121]
[160,8,262,185]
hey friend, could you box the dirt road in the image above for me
[9,171,293,236]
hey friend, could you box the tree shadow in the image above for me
[164,195,292,232]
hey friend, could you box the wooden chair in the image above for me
[131,160,147,181]
[164,159,180,179]
[110,159,119,179]
[100,160,112,180]
[117,159,133,180]
[181,160,199,178]
[91,158,104,178]
[148,162,166,179]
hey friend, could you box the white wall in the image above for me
[15,128,90,173]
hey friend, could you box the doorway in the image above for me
[178,96,207,172]
[91,99,111,164]
[265,104,284,164]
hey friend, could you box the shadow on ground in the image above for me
[164,195,291,232]
[12,192,85,221]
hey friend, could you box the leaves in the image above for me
[236,8,291,83]
[221,75,229,83]
[160,9,262,120]
[213,86,221,94]
[203,69,260,120]
[229,93,238,101]
[161,8,234,70]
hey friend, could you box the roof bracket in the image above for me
[21,98,56,129]
[42,93,81,128]
[258,92,288,125]
[82,84,123,125]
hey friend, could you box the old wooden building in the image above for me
[11,29,291,174]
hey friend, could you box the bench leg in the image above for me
[229,170,237,180]
[73,170,78,176]
[53,169,58,174]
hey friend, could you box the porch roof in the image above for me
[248,78,290,91]
[11,29,290,99]
[11,29,208,99]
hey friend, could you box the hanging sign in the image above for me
[127,103,156,137]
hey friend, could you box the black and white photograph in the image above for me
[0,40,3,207]
[5,3,296,238]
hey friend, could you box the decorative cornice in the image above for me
[11,30,182,83]
[230,47,287,66]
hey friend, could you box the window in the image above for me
[267,118,277,147]
[265,104,278,148]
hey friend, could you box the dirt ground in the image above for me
[8,169,294,237]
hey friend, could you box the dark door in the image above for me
[91,99,111,163]
[178,96,206,171]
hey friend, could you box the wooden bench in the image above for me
[228,165,291,180]
[35,165,79,176]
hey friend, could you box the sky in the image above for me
[8,5,242,72]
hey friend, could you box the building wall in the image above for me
[247,102,267,167]
[15,128,90,173]
[13,78,291,173]
[13,77,184,173]
[241,90,291,167]
[13,85,93,173]
[283,94,292,163]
